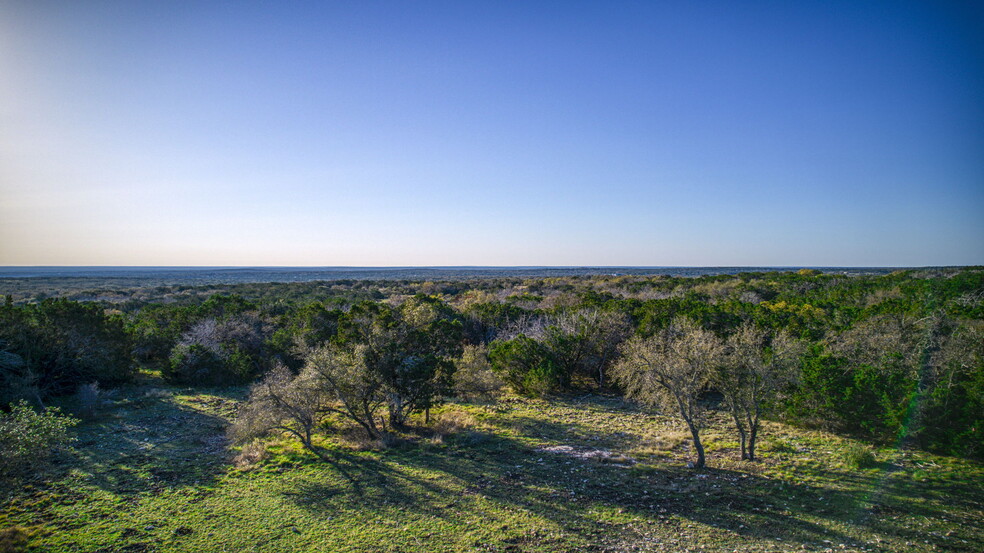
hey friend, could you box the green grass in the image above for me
[2,387,982,552]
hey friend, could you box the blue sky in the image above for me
[1,1,981,266]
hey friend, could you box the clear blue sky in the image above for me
[1,1,982,266]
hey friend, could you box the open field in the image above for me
[3,380,981,553]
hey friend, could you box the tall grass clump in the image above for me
[842,443,877,469]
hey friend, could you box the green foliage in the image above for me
[482,308,631,396]
[268,302,343,369]
[0,400,79,475]
[127,303,195,364]
[463,301,529,343]
[488,335,561,396]
[845,360,917,437]
[238,296,466,445]
[166,344,222,384]
[165,342,259,386]
[195,294,257,320]
[161,307,272,386]
[1,267,982,461]
[919,321,984,457]
[0,349,36,408]
[787,345,852,427]
[332,296,463,427]
[0,298,133,398]
[786,342,919,441]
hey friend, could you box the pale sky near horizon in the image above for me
[1,1,982,267]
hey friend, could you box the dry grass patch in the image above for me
[431,409,478,436]
[628,430,695,463]
[336,426,385,451]
[232,440,268,469]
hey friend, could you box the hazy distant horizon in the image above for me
[0,264,952,272]
[2,261,980,271]
[0,265,947,285]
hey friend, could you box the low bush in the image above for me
[0,401,79,476]
[488,335,563,396]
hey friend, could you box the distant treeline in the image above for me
[0,266,905,304]
[1,268,981,458]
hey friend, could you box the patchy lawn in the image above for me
[2,388,982,552]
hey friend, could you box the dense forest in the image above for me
[3,267,982,463]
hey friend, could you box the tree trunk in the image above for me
[597,350,609,387]
[748,424,758,461]
[304,427,313,451]
[360,419,380,439]
[686,420,705,468]
[730,411,747,460]
[355,406,381,438]
[738,426,748,460]
[388,395,406,428]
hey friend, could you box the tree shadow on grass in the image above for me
[281,451,457,520]
[265,391,984,550]
[277,428,880,551]
[64,389,236,496]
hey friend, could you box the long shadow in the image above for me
[274,393,984,550]
[281,450,458,519]
[65,389,235,496]
[809,460,984,536]
[278,427,870,549]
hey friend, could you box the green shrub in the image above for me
[488,335,562,396]
[163,313,270,386]
[0,401,79,476]
[0,299,134,396]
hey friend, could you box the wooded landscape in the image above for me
[1,268,982,552]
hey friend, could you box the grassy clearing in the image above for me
[2,386,982,553]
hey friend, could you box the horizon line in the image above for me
[2,264,976,270]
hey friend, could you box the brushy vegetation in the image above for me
[0,268,984,452]
[0,401,78,475]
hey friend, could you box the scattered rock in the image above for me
[536,445,636,466]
